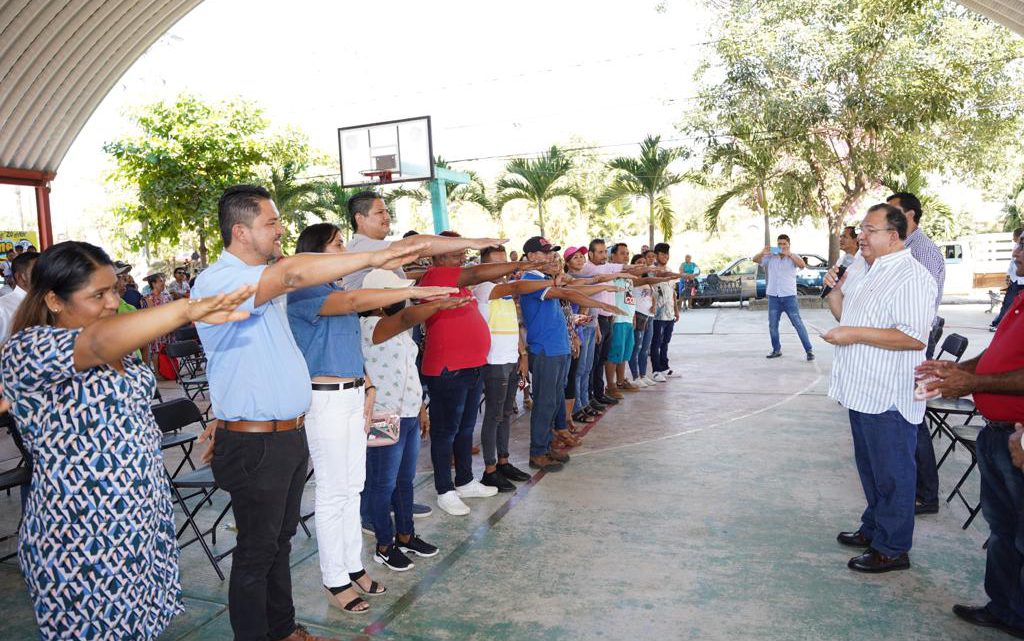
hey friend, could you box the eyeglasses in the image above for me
[856,226,896,236]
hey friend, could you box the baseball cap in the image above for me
[363,269,415,289]
[563,246,587,261]
[523,236,561,255]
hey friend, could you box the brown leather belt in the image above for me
[222,415,305,433]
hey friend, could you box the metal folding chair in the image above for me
[945,420,984,529]
[0,414,29,562]
[169,465,234,580]
[164,340,209,401]
[153,398,203,480]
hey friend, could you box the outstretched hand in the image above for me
[600,303,627,316]
[187,285,256,325]
[407,286,459,301]
[466,237,510,250]
[430,295,473,310]
[374,241,430,270]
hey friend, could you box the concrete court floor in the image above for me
[0,303,1005,641]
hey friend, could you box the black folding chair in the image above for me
[929,333,970,441]
[944,419,985,529]
[164,340,209,401]
[169,465,234,580]
[152,399,202,481]
[173,325,200,343]
[0,414,30,562]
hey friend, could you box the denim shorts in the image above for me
[607,322,635,363]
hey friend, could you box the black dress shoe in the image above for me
[915,501,939,515]
[953,604,1024,639]
[588,402,606,413]
[597,395,619,406]
[847,548,910,573]
[766,351,782,359]
[837,530,872,548]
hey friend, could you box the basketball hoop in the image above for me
[359,169,397,184]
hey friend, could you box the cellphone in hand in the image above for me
[770,246,781,255]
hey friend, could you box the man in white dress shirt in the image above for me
[0,251,38,343]
[822,203,937,574]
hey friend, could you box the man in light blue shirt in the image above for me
[193,184,428,641]
[753,234,814,361]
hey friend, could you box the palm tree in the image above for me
[307,180,366,238]
[597,135,688,248]
[386,157,499,231]
[496,145,584,237]
[700,129,795,247]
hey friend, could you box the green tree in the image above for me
[386,158,499,233]
[596,135,688,248]
[496,145,585,237]
[690,0,1024,263]
[880,166,969,240]
[104,94,276,265]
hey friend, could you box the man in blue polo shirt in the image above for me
[193,185,428,641]
[519,236,625,471]
[753,234,814,361]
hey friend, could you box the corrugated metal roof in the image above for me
[0,0,202,174]
[958,0,1024,35]
[0,1,1019,175]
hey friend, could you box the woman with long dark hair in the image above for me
[1,241,253,641]
[286,223,455,613]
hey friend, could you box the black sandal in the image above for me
[325,585,369,614]
[349,569,387,595]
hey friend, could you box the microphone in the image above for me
[820,264,846,299]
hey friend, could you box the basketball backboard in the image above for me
[338,116,434,187]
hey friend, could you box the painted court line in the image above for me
[572,374,822,459]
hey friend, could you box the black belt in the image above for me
[988,420,1018,432]
[312,378,365,391]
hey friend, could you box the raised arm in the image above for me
[565,283,621,297]
[488,278,553,300]
[786,252,807,269]
[320,286,458,316]
[458,261,546,288]
[371,297,472,344]
[255,242,428,306]
[545,287,624,316]
[75,286,254,370]
[388,234,507,257]
[752,246,770,263]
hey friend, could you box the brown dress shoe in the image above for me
[546,448,570,463]
[606,388,624,400]
[274,624,342,641]
[528,455,564,472]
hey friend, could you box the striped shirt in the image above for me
[904,228,945,312]
[828,248,937,424]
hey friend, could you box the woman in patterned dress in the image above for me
[0,241,254,641]
[139,273,174,374]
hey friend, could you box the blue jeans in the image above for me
[361,417,419,546]
[651,319,675,373]
[978,423,1024,628]
[849,409,917,556]
[768,295,813,354]
[528,351,570,457]
[628,315,654,379]
[425,367,483,494]
[575,324,597,411]
[993,281,1021,327]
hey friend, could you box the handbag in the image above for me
[367,411,400,447]
[157,347,178,381]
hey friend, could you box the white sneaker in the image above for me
[666,369,681,378]
[634,377,651,388]
[437,490,470,516]
[644,374,659,385]
[455,479,498,498]
[652,372,667,383]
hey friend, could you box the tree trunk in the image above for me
[537,200,546,237]
[199,233,208,268]
[756,184,771,247]
[648,193,656,250]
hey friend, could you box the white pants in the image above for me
[305,387,367,587]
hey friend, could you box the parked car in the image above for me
[689,254,830,307]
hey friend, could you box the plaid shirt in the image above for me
[903,228,945,313]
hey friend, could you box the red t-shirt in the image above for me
[975,293,1024,422]
[419,266,491,376]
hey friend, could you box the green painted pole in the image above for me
[428,166,471,233]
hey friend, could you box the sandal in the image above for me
[349,570,387,595]
[554,429,581,448]
[326,586,369,614]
